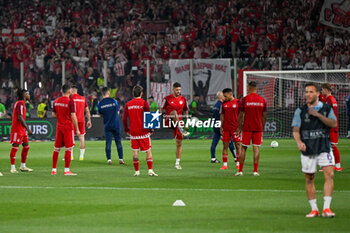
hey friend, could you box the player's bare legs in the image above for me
[304,173,321,217]
[322,165,335,217]
[79,135,85,160]
[236,146,247,175]
[132,150,140,176]
[235,141,241,168]
[220,141,229,170]
[252,146,260,176]
[175,139,182,169]
[146,150,157,176]
[10,143,20,173]
[19,142,32,172]
[170,110,189,136]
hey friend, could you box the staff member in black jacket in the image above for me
[292,83,337,218]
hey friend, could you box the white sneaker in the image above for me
[235,171,243,176]
[10,168,18,173]
[134,171,140,176]
[20,167,33,172]
[107,159,112,165]
[148,169,158,176]
[253,172,260,176]
[182,130,190,137]
[175,164,182,170]
[0,172,3,176]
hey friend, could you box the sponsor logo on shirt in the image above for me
[128,105,143,110]
[246,102,264,107]
[101,103,116,109]
[54,103,68,107]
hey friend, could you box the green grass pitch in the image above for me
[0,139,349,233]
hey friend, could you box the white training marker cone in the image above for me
[173,200,186,206]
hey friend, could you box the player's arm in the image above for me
[16,103,32,135]
[262,112,267,129]
[69,99,80,136]
[18,115,32,135]
[71,113,80,136]
[85,106,92,129]
[220,113,225,135]
[293,126,306,152]
[308,108,337,128]
[159,97,167,115]
[122,104,129,135]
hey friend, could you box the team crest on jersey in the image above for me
[304,113,310,122]
[179,101,183,104]
[233,104,236,108]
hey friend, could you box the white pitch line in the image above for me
[0,186,349,193]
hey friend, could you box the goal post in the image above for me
[243,70,350,138]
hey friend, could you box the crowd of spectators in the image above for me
[0,0,349,115]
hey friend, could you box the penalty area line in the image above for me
[0,186,349,193]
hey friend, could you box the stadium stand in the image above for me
[0,0,348,113]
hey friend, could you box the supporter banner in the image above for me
[238,69,275,107]
[150,82,172,108]
[1,29,11,41]
[320,0,350,31]
[169,59,232,105]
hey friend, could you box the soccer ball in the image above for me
[270,141,279,148]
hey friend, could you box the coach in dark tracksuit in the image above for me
[292,83,337,218]
[98,87,124,165]
[210,91,236,163]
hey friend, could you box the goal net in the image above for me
[243,70,350,138]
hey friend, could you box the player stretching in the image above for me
[9,89,33,173]
[292,83,337,218]
[98,87,124,165]
[210,91,237,164]
[219,89,240,170]
[160,82,189,170]
[51,84,80,175]
[71,85,92,160]
[123,85,158,176]
[236,81,266,176]
[321,83,342,171]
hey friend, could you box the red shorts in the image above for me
[330,131,338,144]
[222,131,241,143]
[74,122,86,135]
[55,127,75,148]
[10,131,28,145]
[173,128,183,140]
[242,131,263,146]
[131,137,152,152]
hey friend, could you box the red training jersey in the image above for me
[53,96,75,129]
[239,93,267,132]
[11,100,26,135]
[71,93,88,123]
[123,98,150,138]
[162,94,188,120]
[220,98,240,131]
[325,95,338,131]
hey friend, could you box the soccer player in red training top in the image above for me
[160,82,190,170]
[123,85,158,177]
[9,89,33,173]
[51,84,80,176]
[321,83,342,171]
[71,85,92,161]
[236,81,267,176]
[219,88,241,170]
